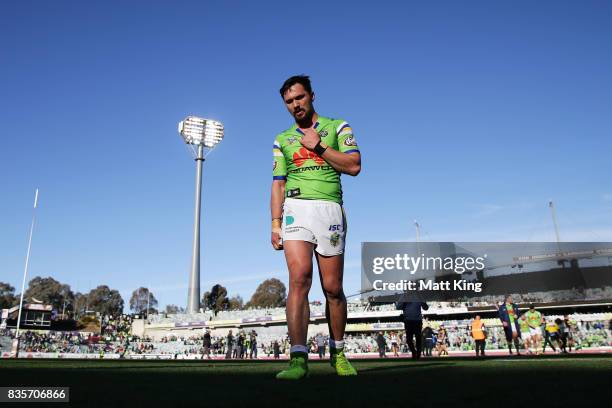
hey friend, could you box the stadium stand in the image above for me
[2,309,610,359]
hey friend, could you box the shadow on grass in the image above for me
[357,361,453,373]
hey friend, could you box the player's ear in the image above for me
[311,92,315,101]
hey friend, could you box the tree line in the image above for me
[0,277,287,316]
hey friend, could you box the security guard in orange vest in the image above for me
[471,315,486,357]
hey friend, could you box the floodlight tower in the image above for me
[548,201,561,244]
[178,116,224,313]
[13,189,39,358]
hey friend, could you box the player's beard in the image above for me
[294,107,315,128]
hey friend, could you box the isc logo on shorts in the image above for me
[328,224,342,231]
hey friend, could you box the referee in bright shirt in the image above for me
[271,75,361,380]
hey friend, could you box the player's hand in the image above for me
[502,321,508,327]
[271,231,283,250]
[298,127,320,150]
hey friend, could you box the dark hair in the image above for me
[279,75,312,97]
[529,304,535,309]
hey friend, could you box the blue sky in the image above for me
[1,1,611,310]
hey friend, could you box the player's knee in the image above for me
[287,258,311,275]
[323,282,344,301]
[289,274,312,292]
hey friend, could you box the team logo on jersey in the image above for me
[273,161,277,171]
[318,130,328,138]
[293,147,325,167]
[287,136,298,145]
[330,232,340,247]
[343,135,357,146]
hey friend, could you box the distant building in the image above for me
[1,303,52,329]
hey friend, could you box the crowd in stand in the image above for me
[101,315,133,342]
[13,331,92,353]
[0,314,149,355]
[1,312,611,358]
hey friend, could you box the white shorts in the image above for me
[521,330,532,341]
[282,198,346,256]
[530,327,541,338]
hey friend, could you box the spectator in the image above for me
[436,325,449,356]
[558,317,569,353]
[202,329,211,359]
[237,331,245,359]
[249,330,258,359]
[471,315,486,357]
[375,332,387,358]
[422,326,434,357]
[390,332,400,357]
[225,330,234,359]
[315,333,326,359]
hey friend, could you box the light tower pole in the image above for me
[549,200,561,253]
[178,116,224,313]
[13,189,39,358]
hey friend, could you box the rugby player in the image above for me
[543,318,560,353]
[498,295,521,355]
[519,314,532,354]
[525,304,544,354]
[271,75,361,379]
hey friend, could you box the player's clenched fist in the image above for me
[271,218,283,250]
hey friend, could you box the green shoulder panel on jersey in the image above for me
[271,116,359,204]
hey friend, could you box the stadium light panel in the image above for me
[178,116,224,148]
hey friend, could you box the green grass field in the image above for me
[1,355,610,407]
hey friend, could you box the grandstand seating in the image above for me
[2,291,611,360]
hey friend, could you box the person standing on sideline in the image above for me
[557,317,569,353]
[271,75,361,380]
[563,314,575,352]
[249,330,258,359]
[390,332,400,357]
[498,295,521,355]
[315,333,326,359]
[436,325,449,356]
[396,301,429,359]
[422,325,434,357]
[202,329,212,359]
[225,330,234,359]
[376,332,387,358]
[471,315,486,357]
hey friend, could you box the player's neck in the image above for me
[296,112,318,129]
